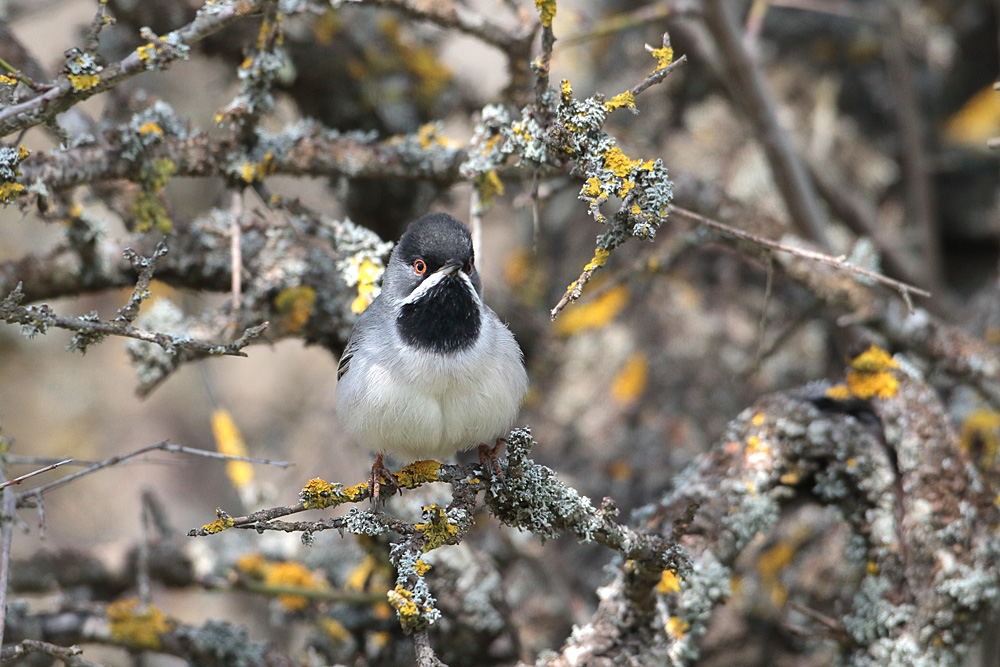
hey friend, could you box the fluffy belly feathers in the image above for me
[337,343,525,462]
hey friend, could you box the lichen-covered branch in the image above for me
[0,0,271,138]
[539,351,1000,666]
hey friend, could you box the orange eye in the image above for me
[413,259,427,275]
[464,260,473,274]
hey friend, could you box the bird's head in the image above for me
[384,213,483,353]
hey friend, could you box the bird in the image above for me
[335,212,529,502]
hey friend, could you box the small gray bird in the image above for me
[335,213,529,499]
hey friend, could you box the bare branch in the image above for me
[669,204,931,302]
[0,459,72,490]
[700,0,832,249]
[16,441,290,508]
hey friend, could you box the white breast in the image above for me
[336,314,528,462]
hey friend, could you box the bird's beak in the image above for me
[437,261,462,275]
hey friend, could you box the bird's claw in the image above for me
[478,438,507,483]
[370,453,402,508]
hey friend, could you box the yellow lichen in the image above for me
[313,10,341,44]
[611,352,648,405]
[395,460,441,488]
[605,91,635,111]
[0,181,25,204]
[318,617,351,643]
[347,257,381,314]
[560,78,572,100]
[0,75,15,85]
[415,504,458,552]
[239,152,275,184]
[825,384,851,400]
[582,177,604,198]
[107,599,173,651]
[584,248,612,272]
[414,559,431,576]
[266,561,326,611]
[959,409,1000,465]
[132,158,176,233]
[300,478,346,509]
[236,553,269,577]
[201,515,235,534]
[826,345,900,400]
[68,73,99,91]
[474,170,505,210]
[211,409,253,490]
[274,285,316,332]
[416,123,457,149]
[387,586,420,625]
[345,554,380,591]
[535,0,557,27]
[603,145,642,178]
[666,615,689,639]
[850,344,899,373]
[752,413,765,426]
[756,541,795,581]
[745,435,769,457]
[138,121,163,135]
[845,368,898,400]
[137,43,156,63]
[657,569,681,594]
[554,284,629,336]
[779,466,801,486]
[650,45,674,72]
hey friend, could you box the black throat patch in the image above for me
[396,275,482,353]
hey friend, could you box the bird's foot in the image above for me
[478,438,507,483]
[370,453,402,508]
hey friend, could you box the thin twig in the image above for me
[0,640,102,667]
[414,629,447,667]
[628,53,688,98]
[559,2,694,48]
[882,0,942,292]
[230,190,243,319]
[16,441,291,507]
[701,0,832,250]
[669,205,931,302]
[0,459,72,490]
[0,467,15,648]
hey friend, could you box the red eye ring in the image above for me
[413,259,427,275]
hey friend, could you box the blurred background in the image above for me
[2,0,999,664]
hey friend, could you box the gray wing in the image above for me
[337,336,357,381]
[336,296,385,382]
